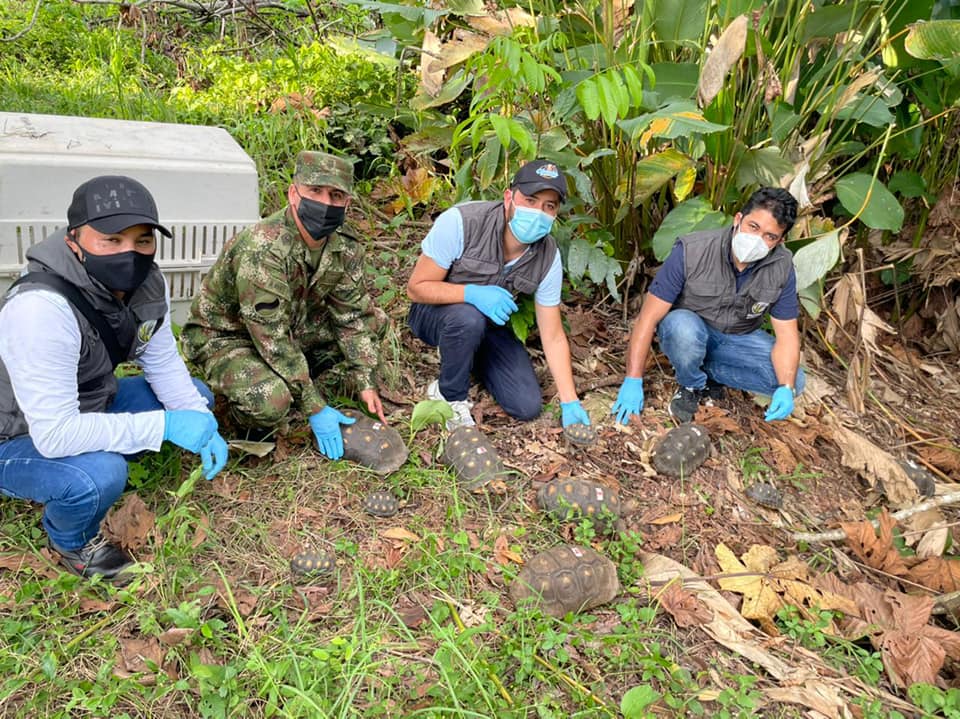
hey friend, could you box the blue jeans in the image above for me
[657,309,806,396]
[0,376,213,551]
[408,302,542,420]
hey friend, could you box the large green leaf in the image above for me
[410,400,453,432]
[446,0,485,16]
[798,281,822,320]
[833,93,895,127]
[801,3,867,42]
[646,63,700,101]
[650,0,708,47]
[905,19,960,62]
[618,101,729,143]
[634,148,695,202]
[734,146,793,189]
[835,174,904,231]
[888,170,927,198]
[792,231,841,289]
[651,197,729,260]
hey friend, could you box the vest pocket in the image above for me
[741,288,780,319]
[511,276,538,295]
[452,256,500,279]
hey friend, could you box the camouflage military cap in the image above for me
[294,151,354,194]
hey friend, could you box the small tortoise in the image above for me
[652,424,711,477]
[340,409,409,475]
[563,423,597,447]
[363,490,399,518]
[290,548,336,579]
[744,482,784,510]
[441,425,510,494]
[537,478,620,528]
[898,458,936,498]
[510,544,620,618]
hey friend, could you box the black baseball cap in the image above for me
[510,160,568,202]
[67,175,172,237]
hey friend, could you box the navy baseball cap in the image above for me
[67,175,172,237]
[511,160,568,202]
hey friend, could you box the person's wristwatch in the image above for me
[778,384,796,396]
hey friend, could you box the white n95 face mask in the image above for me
[732,230,770,263]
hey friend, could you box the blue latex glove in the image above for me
[764,385,795,422]
[463,284,518,325]
[309,407,356,460]
[560,400,591,428]
[163,410,217,453]
[611,377,644,425]
[200,433,230,480]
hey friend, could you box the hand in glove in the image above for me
[560,400,591,428]
[463,284,518,325]
[309,407,356,460]
[764,385,795,422]
[200,433,230,480]
[611,377,644,425]
[163,410,217,453]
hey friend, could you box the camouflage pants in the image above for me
[196,307,390,429]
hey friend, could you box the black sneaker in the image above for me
[669,386,701,423]
[701,378,725,401]
[51,533,134,583]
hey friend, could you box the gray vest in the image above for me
[445,201,558,297]
[674,226,794,334]
[0,232,167,440]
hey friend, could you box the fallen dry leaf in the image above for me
[829,419,918,505]
[158,627,194,647]
[656,582,713,627]
[715,543,783,634]
[916,445,960,477]
[695,405,741,435]
[493,535,522,566]
[103,493,155,551]
[817,575,960,688]
[915,526,950,559]
[908,556,960,593]
[0,550,59,579]
[841,510,911,578]
[382,527,421,543]
[78,597,115,614]
[114,637,162,679]
[650,512,683,525]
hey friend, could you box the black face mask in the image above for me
[83,250,155,293]
[296,195,346,241]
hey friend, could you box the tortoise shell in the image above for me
[744,482,784,510]
[441,425,509,493]
[290,549,336,578]
[652,424,711,477]
[510,544,620,618]
[363,490,399,518]
[537,478,620,527]
[340,409,409,475]
[898,458,936,498]
[563,423,597,447]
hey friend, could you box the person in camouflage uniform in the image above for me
[182,151,387,460]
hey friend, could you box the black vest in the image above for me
[445,201,558,297]
[674,226,794,334]
[0,232,167,440]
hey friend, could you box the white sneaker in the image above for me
[426,379,475,431]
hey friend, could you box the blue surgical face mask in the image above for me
[508,197,555,244]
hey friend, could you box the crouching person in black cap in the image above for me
[407,159,591,431]
[0,175,229,583]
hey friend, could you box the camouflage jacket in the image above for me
[182,208,378,415]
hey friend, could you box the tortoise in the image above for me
[563,423,597,447]
[652,424,712,477]
[898,458,936,498]
[363,490,400,518]
[441,425,510,494]
[290,548,336,579]
[510,544,620,618]
[537,478,620,529]
[340,408,409,475]
[744,482,784,510]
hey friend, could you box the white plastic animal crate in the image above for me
[0,112,260,324]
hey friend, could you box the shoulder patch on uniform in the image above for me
[255,299,280,313]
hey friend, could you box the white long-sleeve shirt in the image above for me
[0,283,210,458]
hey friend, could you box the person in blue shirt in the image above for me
[406,160,590,431]
[612,187,806,425]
